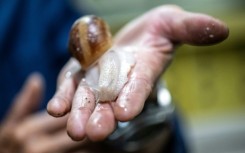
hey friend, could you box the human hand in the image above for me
[0,73,88,153]
[47,5,229,141]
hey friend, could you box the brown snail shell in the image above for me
[68,15,112,70]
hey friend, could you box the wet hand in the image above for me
[47,5,229,141]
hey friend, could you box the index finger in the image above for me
[5,73,44,123]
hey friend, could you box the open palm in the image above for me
[47,5,228,141]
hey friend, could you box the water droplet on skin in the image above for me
[97,123,102,128]
[122,106,128,112]
[206,27,210,31]
[117,103,128,112]
[65,71,72,78]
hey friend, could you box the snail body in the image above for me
[98,48,135,102]
[69,15,135,102]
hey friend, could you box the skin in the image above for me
[47,5,229,142]
[0,73,169,153]
[0,5,229,153]
[0,74,87,153]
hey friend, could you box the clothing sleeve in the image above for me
[0,0,82,120]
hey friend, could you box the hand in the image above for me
[47,5,229,141]
[0,73,87,153]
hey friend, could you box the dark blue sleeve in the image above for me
[0,0,82,121]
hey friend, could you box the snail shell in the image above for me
[69,15,136,102]
[68,15,112,70]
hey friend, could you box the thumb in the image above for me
[114,5,229,46]
[6,73,45,123]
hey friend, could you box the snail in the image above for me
[68,15,135,102]
[68,15,113,70]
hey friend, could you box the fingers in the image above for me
[47,58,82,117]
[115,5,229,47]
[6,73,44,123]
[112,78,151,121]
[23,130,88,153]
[57,58,82,86]
[67,82,96,141]
[86,103,116,141]
[47,76,76,117]
[0,73,44,153]
[13,112,68,142]
[158,7,229,45]
[67,81,116,141]
[49,57,116,141]
[112,48,171,121]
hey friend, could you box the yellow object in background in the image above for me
[163,13,245,153]
[164,45,245,119]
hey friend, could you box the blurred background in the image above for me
[72,0,244,153]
